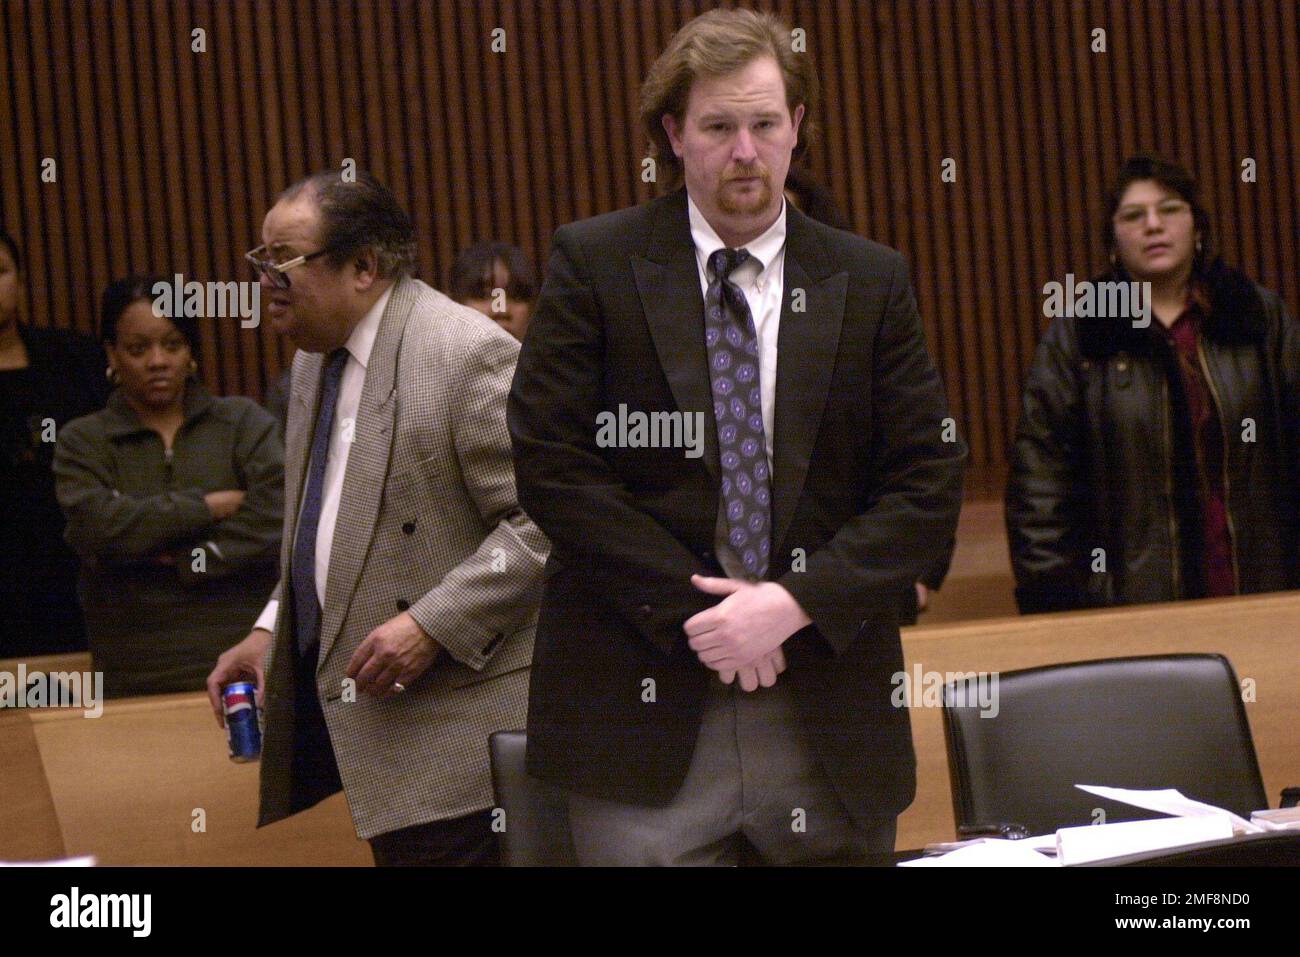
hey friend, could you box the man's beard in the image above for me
[717,167,773,215]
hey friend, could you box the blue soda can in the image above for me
[222,681,262,762]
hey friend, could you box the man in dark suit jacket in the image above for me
[509,8,965,864]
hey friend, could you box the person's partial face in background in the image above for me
[108,301,192,412]
[662,55,803,244]
[459,258,532,341]
[1111,179,1199,285]
[259,192,378,352]
[0,245,23,334]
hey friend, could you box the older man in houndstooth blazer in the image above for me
[208,171,547,866]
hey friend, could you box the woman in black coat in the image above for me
[0,228,108,656]
[1006,154,1300,613]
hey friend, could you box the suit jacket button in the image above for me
[637,604,653,619]
[396,599,410,611]
[402,521,416,534]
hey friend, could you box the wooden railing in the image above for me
[3,590,1296,862]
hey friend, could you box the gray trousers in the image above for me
[568,674,897,865]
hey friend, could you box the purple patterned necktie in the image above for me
[705,247,771,579]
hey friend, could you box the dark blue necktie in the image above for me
[291,347,348,655]
[705,247,771,579]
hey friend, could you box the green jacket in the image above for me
[53,382,283,697]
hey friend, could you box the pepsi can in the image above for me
[222,681,262,762]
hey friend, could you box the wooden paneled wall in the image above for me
[2,0,1297,478]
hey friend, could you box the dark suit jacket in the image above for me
[508,187,966,823]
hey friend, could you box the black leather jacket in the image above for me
[1006,261,1300,613]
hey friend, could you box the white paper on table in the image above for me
[1074,784,1265,834]
[1251,806,1300,829]
[0,855,95,867]
[899,840,1059,867]
[1056,815,1233,865]
[1020,833,1060,852]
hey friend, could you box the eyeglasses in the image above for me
[1113,199,1192,228]
[244,244,333,290]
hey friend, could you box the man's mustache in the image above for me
[723,166,770,183]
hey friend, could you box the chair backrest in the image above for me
[942,653,1267,837]
[488,730,577,866]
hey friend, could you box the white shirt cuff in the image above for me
[253,599,279,635]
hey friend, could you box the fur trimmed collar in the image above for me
[1078,258,1266,358]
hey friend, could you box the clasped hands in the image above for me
[684,574,812,692]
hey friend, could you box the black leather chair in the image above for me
[488,730,578,866]
[941,653,1268,838]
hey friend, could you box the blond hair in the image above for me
[639,8,819,191]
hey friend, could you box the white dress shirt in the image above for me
[687,194,787,579]
[252,284,394,634]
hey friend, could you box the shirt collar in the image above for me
[341,282,395,370]
[687,193,787,277]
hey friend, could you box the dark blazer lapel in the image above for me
[318,278,410,661]
[771,206,847,558]
[631,189,721,478]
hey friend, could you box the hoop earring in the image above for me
[1109,250,1117,268]
[187,359,198,376]
[105,365,120,386]
[1195,238,1203,256]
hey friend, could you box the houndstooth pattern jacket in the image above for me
[257,276,548,840]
